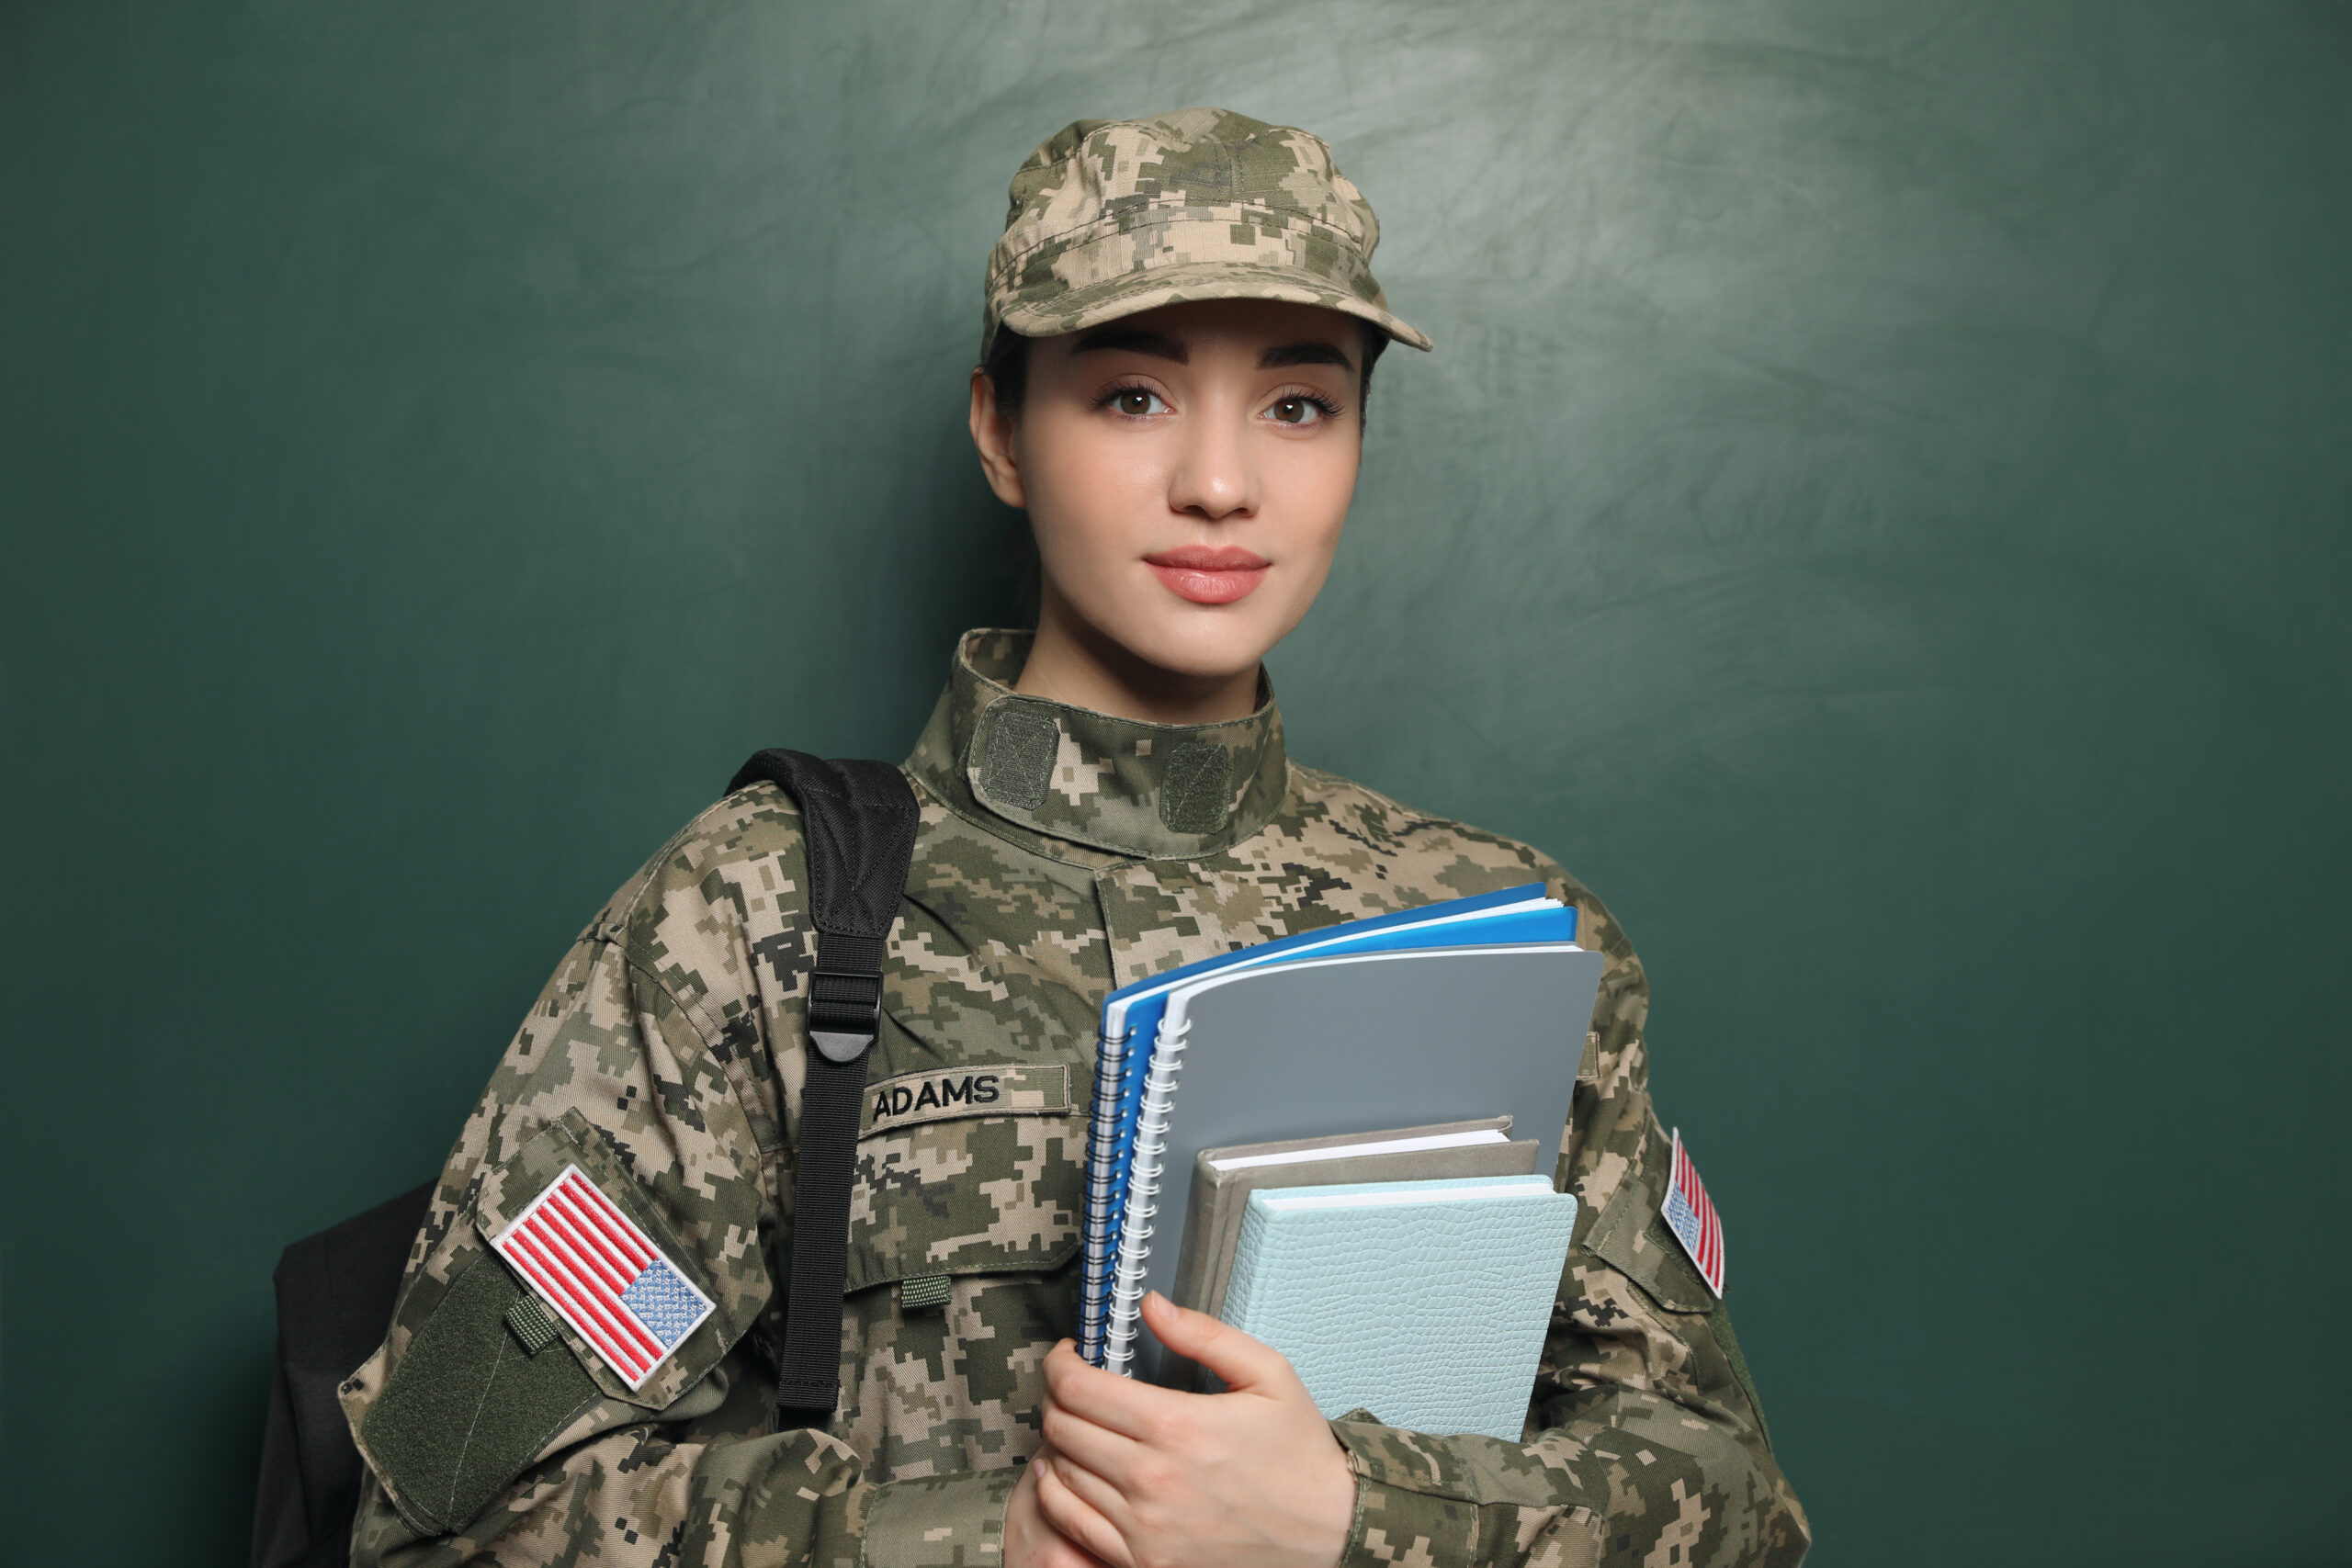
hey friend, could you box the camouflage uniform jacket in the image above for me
[342,629,1809,1568]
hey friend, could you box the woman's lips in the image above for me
[1145,546,1270,605]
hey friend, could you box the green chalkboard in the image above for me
[3,4,2345,1562]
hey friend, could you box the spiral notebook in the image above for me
[1076,888,1607,1373]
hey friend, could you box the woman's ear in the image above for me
[968,368,1027,509]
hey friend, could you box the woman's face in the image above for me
[971,299,1366,686]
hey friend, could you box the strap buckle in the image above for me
[807,967,883,1063]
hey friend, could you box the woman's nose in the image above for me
[1165,408,1258,522]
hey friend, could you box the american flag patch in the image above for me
[490,1165,715,1387]
[1660,1129,1725,1297]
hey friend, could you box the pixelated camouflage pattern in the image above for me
[845,1083,1081,1292]
[343,628,1805,1567]
[983,107,1433,359]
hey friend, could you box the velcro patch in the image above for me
[861,1063,1071,1136]
[358,1255,598,1535]
[490,1164,716,1389]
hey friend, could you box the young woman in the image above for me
[344,109,1807,1568]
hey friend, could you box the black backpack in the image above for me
[251,752,916,1568]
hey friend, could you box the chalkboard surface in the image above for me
[3,4,2346,1562]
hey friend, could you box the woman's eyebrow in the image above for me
[1259,342,1355,370]
[1071,326,1188,361]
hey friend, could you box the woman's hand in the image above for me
[1003,1445,1115,1568]
[1030,1292,1358,1568]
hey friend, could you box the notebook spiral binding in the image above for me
[1077,1029,1132,1364]
[1103,1014,1191,1374]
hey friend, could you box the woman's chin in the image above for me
[1099,597,1271,671]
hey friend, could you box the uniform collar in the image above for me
[906,629,1290,862]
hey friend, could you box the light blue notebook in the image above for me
[1218,1176,1577,1441]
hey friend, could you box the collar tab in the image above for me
[907,629,1288,861]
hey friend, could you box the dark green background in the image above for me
[4,2,2346,1562]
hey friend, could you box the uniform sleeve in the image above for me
[339,871,1018,1567]
[1326,883,1811,1568]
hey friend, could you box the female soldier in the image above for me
[343,108,1808,1568]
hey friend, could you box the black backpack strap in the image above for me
[725,750,919,1424]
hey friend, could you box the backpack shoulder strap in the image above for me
[724,749,918,1423]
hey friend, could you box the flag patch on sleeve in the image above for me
[490,1164,715,1387]
[1660,1129,1725,1298]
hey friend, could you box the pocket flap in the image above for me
[848,1064,1082,1292]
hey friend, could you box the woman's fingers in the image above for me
[1032,1452,1136,1568]
[1037,1444,1134,1525]
[1136,1291,1301,1398]
[1041,1396,1148,1486]
[1040,1336,1192,1442]
[1004,1449,1111,1568]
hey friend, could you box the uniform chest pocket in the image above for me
[844,1063,1084,1291]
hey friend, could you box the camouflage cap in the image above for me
[981,107,1433,360]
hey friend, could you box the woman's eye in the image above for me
[1267,396,1324,426]
[1109,389,1166,417]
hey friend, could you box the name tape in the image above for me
[860,1062,1072,1136]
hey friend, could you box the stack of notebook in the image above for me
[1076,886,1607,1439]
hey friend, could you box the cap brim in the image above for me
[996,261,1433,353]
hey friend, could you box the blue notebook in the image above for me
[1218,1176,1578,1440]
[1077,888,1605,1371]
